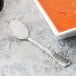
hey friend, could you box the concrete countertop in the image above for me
[0,0,76,76]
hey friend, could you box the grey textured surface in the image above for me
[0,0,76,76]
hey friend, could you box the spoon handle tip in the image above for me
[52,52,71,67]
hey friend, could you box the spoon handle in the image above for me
[28,37,71,67]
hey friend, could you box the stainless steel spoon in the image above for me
[9,20,71,67]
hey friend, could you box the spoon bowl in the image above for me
[9,20,29,40]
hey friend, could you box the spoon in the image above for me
[9,20,71,67]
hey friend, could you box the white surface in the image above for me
[0,0,76,76]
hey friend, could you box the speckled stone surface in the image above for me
[0,0,76,76]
